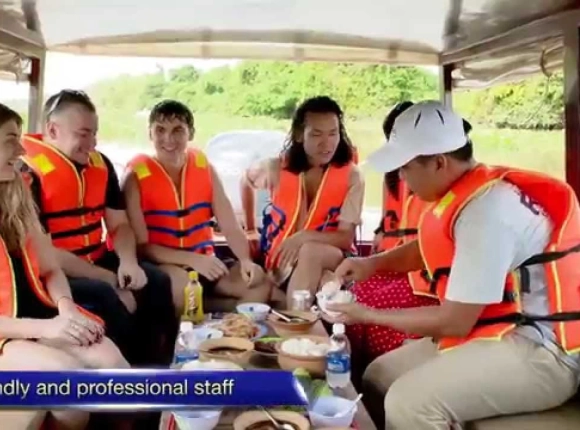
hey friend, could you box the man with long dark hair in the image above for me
[242,96,364,307]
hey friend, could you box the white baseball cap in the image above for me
[367,100,469,173]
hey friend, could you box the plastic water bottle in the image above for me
[326,323,351,388]
[174,322,199,366]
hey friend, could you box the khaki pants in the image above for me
[362,335,578,429]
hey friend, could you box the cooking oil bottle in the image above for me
[182,270,204,323]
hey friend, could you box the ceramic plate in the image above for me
[202,320,268,341]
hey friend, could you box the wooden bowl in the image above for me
[181,359,244,371]
[275,335,330,378]
[233,410,310,430]
[198,337,254,365]
[268,310,318,334]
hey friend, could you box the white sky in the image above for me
[0,52,237,102]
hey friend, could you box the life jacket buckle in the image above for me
[513,313,528,325]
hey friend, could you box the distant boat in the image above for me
[204,130,287,227]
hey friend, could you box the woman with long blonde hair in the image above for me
[0,103,129,430]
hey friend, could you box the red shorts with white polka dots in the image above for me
[346,272,439,360]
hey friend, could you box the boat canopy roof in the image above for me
[0,0,578,87]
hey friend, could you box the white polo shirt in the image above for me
[445,180,580,371]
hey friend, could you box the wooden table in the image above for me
[159,320,377,430]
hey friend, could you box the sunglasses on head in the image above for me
[45,89,90,119]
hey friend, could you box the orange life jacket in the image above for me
[399,194,437,299]
[0,237,53,319]
[127,149,215,254]
[0,235,104,350]
[21,135,107,262]
[419,164,580,353]
[377,180,411,251]
[261,163,353,270]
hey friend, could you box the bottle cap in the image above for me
[180,321,193,333]
[333,323,345,335]
[188,270,199,281]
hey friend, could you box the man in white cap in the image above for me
[324,100,580,428]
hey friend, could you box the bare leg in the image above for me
[56,337,129,369]
[270,285,286,306]
[215,262,272,303]
[161,262,273,310]
[285,243,344,309]
[116,290,137,314]
[52,338,131,430]
[0,411,45,430]
[0,340,90,430]
[262,272,286,309]
[159,264,189,317]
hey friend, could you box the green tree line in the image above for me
[89,61,563,130]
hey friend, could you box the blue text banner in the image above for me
[0,370,308,410]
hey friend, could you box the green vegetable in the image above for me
[256,336,282,343]
[291,368,332,406]
[293,368,311,379]
[310,379,333,402]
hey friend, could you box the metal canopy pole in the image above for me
[27,55,45,133]
[440,64,454,107]
[563,25,580,197]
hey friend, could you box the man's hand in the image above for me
[239,259,262,286]
[335,257,375,283]
[117,259,147,290]
[321,302,372,325]
[272,231,305,270]
[190,254,229,281]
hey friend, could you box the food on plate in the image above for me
[215,313,260,339]
[181,359,243,371]
[254,337,280,354]
[247,421,298,430]
[198,337,253,365]
[254,342,276,354]
[234,410,309,430]
[293,368,333,404]
[208,346,248,356]
[280,337,330,357]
